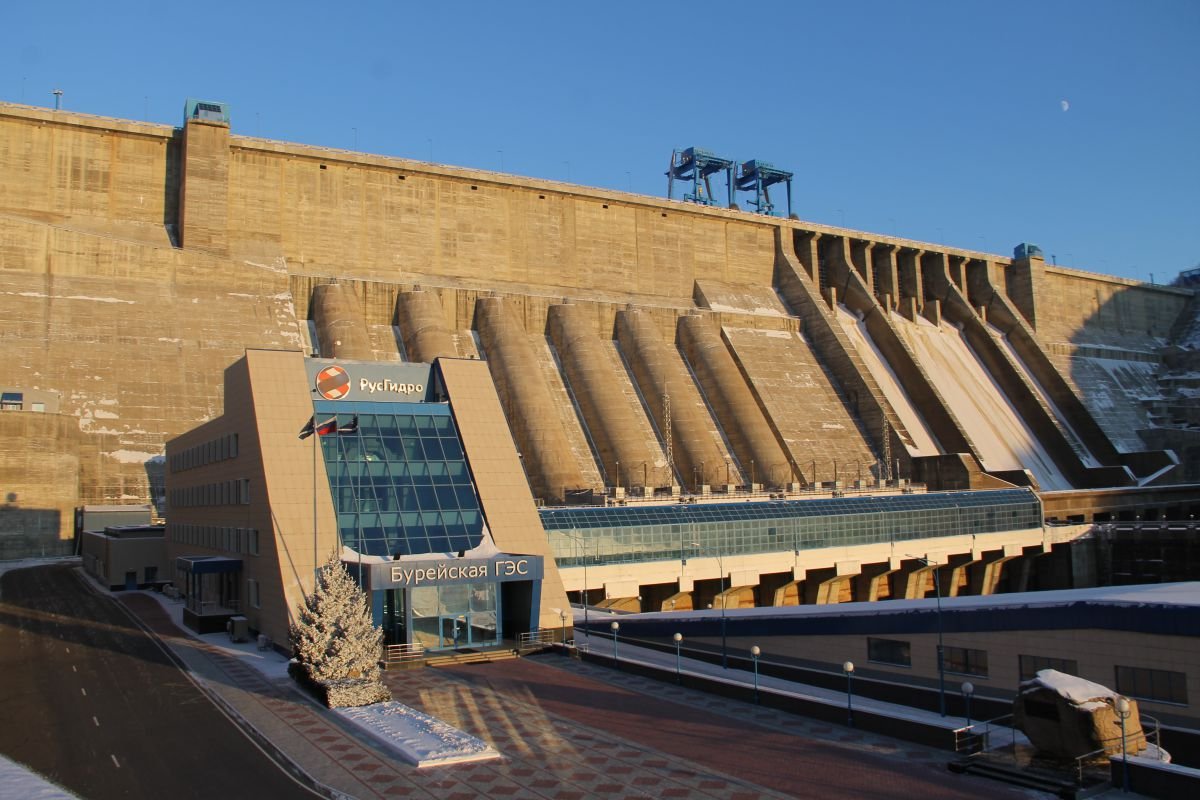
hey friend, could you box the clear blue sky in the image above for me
[5,1,1197,282]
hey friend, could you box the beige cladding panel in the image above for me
[438,358,570,630]
[244,350,341,642]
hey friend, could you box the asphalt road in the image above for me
[0,563,317,800]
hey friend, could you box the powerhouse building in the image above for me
[2,98,1199,649]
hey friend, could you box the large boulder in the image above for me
[1013,669,1146,760]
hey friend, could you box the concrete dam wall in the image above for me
[0,100,1192,554]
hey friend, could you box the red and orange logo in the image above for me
[315,365,350,400]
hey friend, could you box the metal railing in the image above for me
[953,725,984,755]
[517,629,558,651]
[973,713,1018,761]
[383,642,425,665]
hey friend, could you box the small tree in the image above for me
[291,553,383,683]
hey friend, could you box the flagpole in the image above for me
[312,418,318,585]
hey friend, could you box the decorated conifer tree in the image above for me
[291,552,383,684]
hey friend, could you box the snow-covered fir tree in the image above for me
[291,553,383,683]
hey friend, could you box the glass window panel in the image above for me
[421,437,445,461]
[409,461,431,484]
[415,485,439,508]
[395,415,417,434]
[428,461,450,484]
[398,487,422,511]
[381,436,405,461]
[427,535,454,553]
[441,438,464,460]
[440,584,470,615]
[436,485,460,509]
[470,583,496,612]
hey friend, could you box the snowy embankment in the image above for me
[129,587,501,768]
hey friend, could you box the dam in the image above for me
[1,98,1197,626]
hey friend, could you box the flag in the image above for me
[338,415,359,434]
[298,416,315,439]
[314,416,339,436]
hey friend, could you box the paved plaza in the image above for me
[116,593,1036,799]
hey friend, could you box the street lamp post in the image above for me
[560,529,590,635]
[558,608,568,644]
[843,660,855,727]
[673,633,683,684]
[690,541,728,668]
[751,645,761,704]
[909,553,947,716]
[961,682,975,727]
[1115,696,1131,792]
[610,621,620,666]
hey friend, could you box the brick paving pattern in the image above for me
[122,595,1038,798]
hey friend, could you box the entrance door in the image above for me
[438,609,499,649]
[124,571,137,591]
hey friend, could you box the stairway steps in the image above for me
[949,758,1109,799]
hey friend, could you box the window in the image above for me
[868,637,911,667]
[1115,666,1188,705]
[0,392,22,411]
[31,402,45,413]
[248,578,261,609]
[1019,654,1079,682]
[944,646,988,677]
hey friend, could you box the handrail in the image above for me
[382,642,425,664]
[517,629,558,651]
[1073,746,1107,785]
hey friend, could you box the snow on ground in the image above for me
[833,305,939,455]
[337,704,499,767]
[0,753,81,800]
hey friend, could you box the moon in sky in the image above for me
[1061,99,1070,112]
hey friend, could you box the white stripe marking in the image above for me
[80,688,87,697]
[72,665,77,673]
[93,716,100,727]
[110,755,120,768]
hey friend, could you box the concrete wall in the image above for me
[0,100,1194,555]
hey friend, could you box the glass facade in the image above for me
[540,489,1042,567]
[313,401,484,557]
